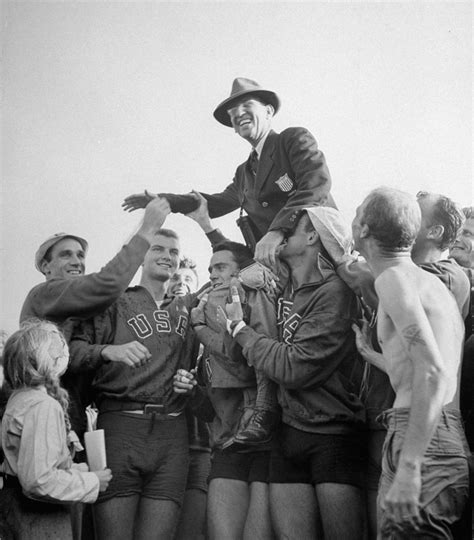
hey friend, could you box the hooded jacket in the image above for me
[235,257,366,434]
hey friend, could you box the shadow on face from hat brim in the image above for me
[213,89,281,127]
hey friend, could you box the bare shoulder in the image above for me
[377,263,459,325]
[374,264,418,299]
[376,263,445,292]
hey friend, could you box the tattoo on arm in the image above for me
[402,324,426,350]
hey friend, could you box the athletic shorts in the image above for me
[269,423,366,488]
[208,449,270,484]
[96,411,189,504]
[366,428,386,491]
[378,407,469,538]
[186,450,211,493]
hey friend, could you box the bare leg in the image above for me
[315,483,365,540]
[207,478,249,540]
[243,481,273,540]
[70,503,82,540]
[175,488,207,540]
[16,510,73,540]
[367,488,378,540]
[94,495,139,540]
[270,483,318,539]
[134,497,181,540]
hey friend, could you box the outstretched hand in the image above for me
[136,196,171,243]
[185,191,213,232]
[122,190,157,212]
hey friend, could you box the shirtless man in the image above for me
[352,187,469,537]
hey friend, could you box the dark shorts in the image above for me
[366,428,386,491]
[269,423,366,489]
[378,407,469,539]
[209,449,270,484]
[186,450,211,493]
[96,411,189,505]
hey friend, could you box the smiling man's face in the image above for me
[450,217,474,269]
[227,97,274,147]
[41,238,86,280]
[142,234,180,282]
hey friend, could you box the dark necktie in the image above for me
[248,150,258,177]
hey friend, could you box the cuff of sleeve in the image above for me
[232,321,246,338]
[82,472,101,504]
[158,193,199,213]
[206,229,225,247]
[239,258,256,270]
[193,324,207,333]
[99,345,111,362]
[93,345,108,362]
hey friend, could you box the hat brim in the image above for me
[213,89,281,127]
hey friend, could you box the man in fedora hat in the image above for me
[123,77,335,268]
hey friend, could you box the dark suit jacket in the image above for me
[161,127,335,241]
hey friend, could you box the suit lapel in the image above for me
[255,130,278,195]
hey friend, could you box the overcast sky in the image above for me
[1,1,472,334]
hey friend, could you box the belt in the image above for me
[99,399,177,416]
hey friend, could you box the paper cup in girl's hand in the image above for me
[84,429,107,471]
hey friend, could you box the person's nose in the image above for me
[70,254,81,266]
[232,103,246,122]
[160,250,171,261]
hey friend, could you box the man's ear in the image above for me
[359,224,370,239]
[40,260,50,276]
[307,229,319,246]
[265,104,275,118]
[427,224,444,242]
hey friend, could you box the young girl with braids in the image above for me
[1,319,112,539]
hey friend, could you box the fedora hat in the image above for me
[213,78,281,127]
[35,232,88,274]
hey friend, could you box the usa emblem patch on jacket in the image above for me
[275,173,294,192]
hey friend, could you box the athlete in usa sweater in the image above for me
[88,285,197,412]
[69,228,200,540]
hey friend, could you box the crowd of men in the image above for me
[1,77,473,540]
